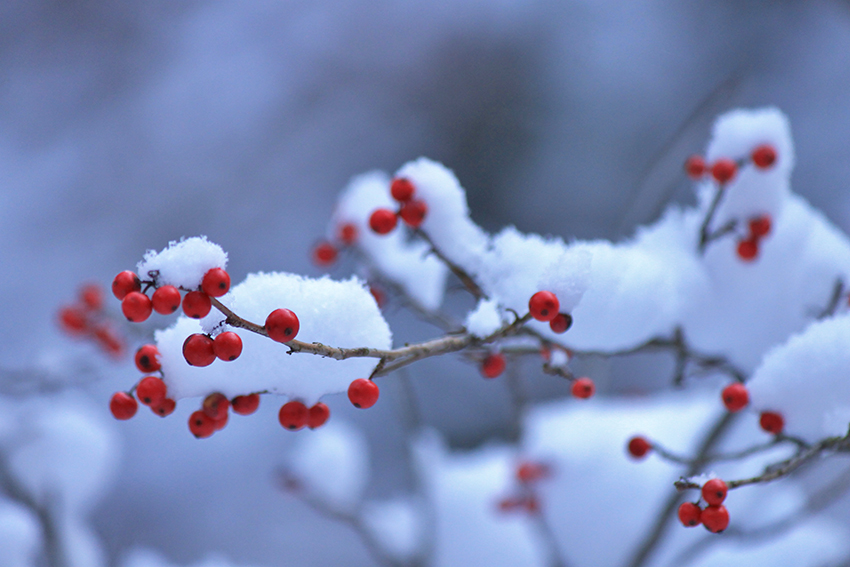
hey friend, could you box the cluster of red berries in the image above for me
[188,392,261,438]
[736,215,772,262]
[58,283,125,356]
[529,291,573,335]
[109,344,175,420]
[277,400,330,431]
[678,478,730,533]
[685,143,777,185]
[369,177,429,235]
[719,382,785,434]
[312,222,358,267]
[497,461,552,515]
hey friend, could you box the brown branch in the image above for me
[652,435,803,468]
[414,229,488,300]
[816,277,845,320]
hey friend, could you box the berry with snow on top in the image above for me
[213,331,243,361]
[112,271,141,300]
[678,502,702,527]
[265,308,300,343]
[348,378,379,409]
[481,352,506,379]
[759,411,785,435]
[751,144,777,169]
[571,377,595,399]
[152,285,182,314]
[721,382,749,412]
[182,333,216,367]
[529,291,560,322]
[122,291,152,322]
[182,290,211,319]
[110,392,138,420]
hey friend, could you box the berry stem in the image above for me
[414,228,488,300]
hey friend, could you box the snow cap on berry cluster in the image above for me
[137,236,228,290]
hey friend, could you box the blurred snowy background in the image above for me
[3,1,850,566]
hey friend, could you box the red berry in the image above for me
[58,306,88,334]
[213,331,243,361]
[203,392,230,420]
[338,223,358,245]
[110,392,138,420]
[122,291,152,322]
[678,502,702,527]
[571,377,595,399]
[189,410,216,439]
[684,155,706,179]
[751,144,777,169]
[112,271,141,300]
[549,313,572,334]
[307,402,330,429]
[529,291,560,322]
[265,308,299,343]
[736,238,759,261]
[498,497,523,512]
[93,326,124,356]
[701,478,728,506]
[399,199,428,228]
[231,394,260,415]
[390,177,416,202]
[370,286,386,308]
[152,285,182,314]
[481,353,506,379]
[369,208,398,235]
[182,334,216,367]
[80,284,104,311]
[710,158,737,183]
[182,291,211,319]
[202,268,231,297]
[348,378,379,409]
[721,382,749,412]
[136,376,167,406]
[213,412,229,431]
[517,462,550,484]
[312,241,338,266]
[135,344,161,373]
[701,505,730,533]
[627,436,652,459]
[748,215,772,239]
[759,411,784,435]
[151,398,176,417]
[279,401,308,430]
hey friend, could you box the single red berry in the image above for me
[370,286,386,308]
[93,326,124,356]
[369,208,398,235]
[110,392,138,420]
[312,241,338,266]
[751,144,777,169]
[151,398,176,417]
[213,331,243,361]
[702,478,728,506]
[481,353,506,379]
[348,378,379,409]
[549,313,572,334]
[189,410,216,439]
[736,238,759,261]
[390,177,416,202]
[202,268,231,297]
[759,411,784,435]
[339,223,358,246]
[112,271,141,300]
[182,291,211,319]
[136,376,167,406]
[202,392,230,420]
[748,215,772,239]
[627,436,652,459]
[399,199,428,228]
[710,158,737,184]
[182,334,216,367]
[231,394,260,415]
[498,497,523,512]
[307,402,330,429]
[58,306,88,334]
[122,291,152,322]
[721,382,749,412]
[152,285,182,314]
[701,505,730,533]
[265,308,299,343]
[684,155,706,179]
[213,412,229,431]
[678,502,702,527]
[279,401,308,430]
[135,344,161,373]
[517,462,550,484]
[80,284,104,311]
[529,291,560,322]
[571,377,595,399]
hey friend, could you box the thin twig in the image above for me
[414,229,488,300]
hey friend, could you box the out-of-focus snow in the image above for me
[361,498,423,562]
[122,548,263,567]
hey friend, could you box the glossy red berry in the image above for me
[307,402,331,429]
[348,378,379,409]
[135,344,161,373]
[265,308,299,343]
[684,155,706,179]
[369,208,398,235]
[748,216,771,239]
[112,271,141,300]
[517,462,550,484]
[549,313,572,334]
[702,478,728,506]
[571,377,595,399]
[390,177,416,202]
[338,223,358,246]
[202,392,230,420]
[279,401,308,430]
[529,291,560,322]
[736,238,758,261]
[312,241,338,266]
[751,144,777,169]
[399,199,428,228]
[59,306,88,334]
[678,502,702,527]
[202,268,231,297]
[80,284,104,311]
[759,411,784,435]
[136,376,167,406]
[701,505,729,533]
[110,392,138,420]
[710,158,737,184]
[152,285,182,314]
[182,334,216,367]
[122,291,152,322]
[152,398,176,417]
[213,331,243,361]
[722,382,749,412]
[627,436,652,459]
[231,393,260,415]
[481,353,506,379]
[189,410,216,439]
[182,291,212,319]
